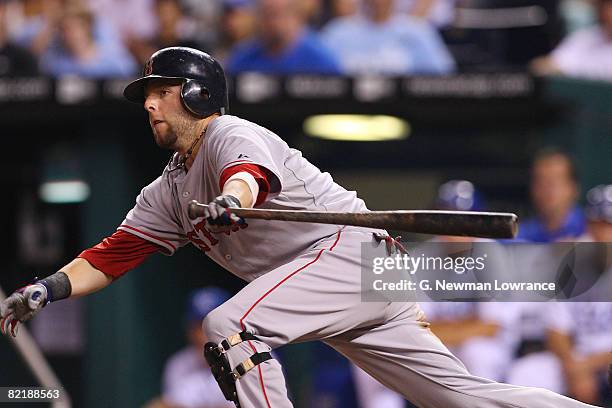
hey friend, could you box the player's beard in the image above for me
[152,111,193,151]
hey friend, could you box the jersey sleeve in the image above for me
[119,175,189,255]
[220,164,270,206]
[78,230,162,278]
[209,124,282,200]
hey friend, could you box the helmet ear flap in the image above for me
[200,88,210,101]
[181,79,218,117]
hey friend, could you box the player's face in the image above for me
[144,80,194,150]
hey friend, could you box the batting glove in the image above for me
[0,283,48,337]
[206,195,245,234]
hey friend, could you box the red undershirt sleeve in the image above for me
[219,163,271,206]
[78,230,163,279]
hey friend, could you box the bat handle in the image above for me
[188,200,208,219]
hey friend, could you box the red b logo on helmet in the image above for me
[144,60,153,76]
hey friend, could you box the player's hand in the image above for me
[0,284,48,337]
[206,195,245,234]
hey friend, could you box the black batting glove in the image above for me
[206,195,245,233]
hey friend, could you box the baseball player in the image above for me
[0,47,603,408]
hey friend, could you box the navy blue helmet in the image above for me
[124,47,229,118]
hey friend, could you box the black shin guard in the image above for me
[204,342,240,407]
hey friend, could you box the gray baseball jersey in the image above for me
[120,115,367,281]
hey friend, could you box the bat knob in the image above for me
[188,200,205,220]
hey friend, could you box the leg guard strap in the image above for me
[232,351,273,380]
[218,330,260,354]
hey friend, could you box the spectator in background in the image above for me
[402,0,456,28]
[146,287,234,408]
[531,0,612,82]
[321,0,455,75]
[584,184,612,242]
[507,185,612,405]
[297,0,325,28]
[329,0,358,19]
[213,0,257,63]
[420,180,519,382]
[506,149,588,394]
[560,0,597,34]
[129,0,203,65]
[38,4,137,77]
[226,0,340,74]
[546,302,612,405]
[0,0,39,76]
[88,0,157,43]
[181,0,223,48]
[13,0,121,60]
[518,148,586,242]
[12,0,66,56]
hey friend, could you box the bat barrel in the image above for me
[391,211,518,239]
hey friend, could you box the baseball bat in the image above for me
[188,200,518,239]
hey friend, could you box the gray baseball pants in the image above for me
[203,228,600,408]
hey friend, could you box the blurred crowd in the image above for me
[0,0,611,81]
[330,148,611,408]
[413,149,611,408]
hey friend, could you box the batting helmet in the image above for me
[185,287,231,325]
[585,184,612,224]
[435,180,484,211]
[123,47,229,118]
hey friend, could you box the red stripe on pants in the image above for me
[239,230,343,408]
